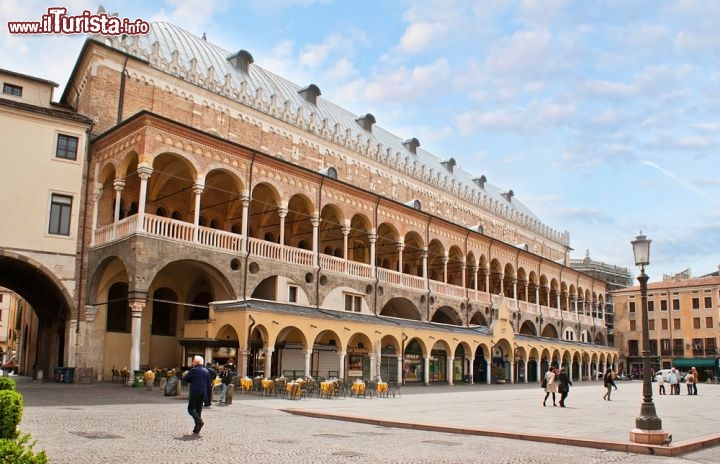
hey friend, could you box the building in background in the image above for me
[612,275,720,380]
[0,69,93,377]
[569,250,633,349]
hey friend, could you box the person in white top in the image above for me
[656,372,666,395]
[542,367,557,407]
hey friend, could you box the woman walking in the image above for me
[542,366,557,407]
[557,367,572,407]
[602,368,617,401]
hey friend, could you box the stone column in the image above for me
[482,268,490,293]
[338,351,346,380]
[498,272,504,295]
[341,225,351,259]
[304,350,313,378]
[486,356,492,385]
[311,213,320,268]
[442,255,449,283]
[278,207,288,245]
[446,355,454,385]
[422,248,429,279]
[238,348,249,378]
[510,359,515,384]
[472,265,479,292]
[128,300,145,384]
[511,277,518,300]
[192,183,204,242]
[264,347,274,378]
[135,165,153,232]
[368,353,377,381]
[369,233,377,277]
[113,179,125,223]
[90,188,102,246]
[240,195,250,256]
[112,179,125,239]
[396,241,405,273]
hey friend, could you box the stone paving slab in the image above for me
[10,376,720,463]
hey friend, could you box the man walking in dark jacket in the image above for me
[184,355,211,434]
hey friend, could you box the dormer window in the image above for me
[405,199,421,211]
[403,138,420,154]
[298,84,321,105]
[319,166,337,179]
[472,175,487,189]
[226,50,254,73]
[2,83,22,97]
[355,113,376,132]
[441,157,456,173]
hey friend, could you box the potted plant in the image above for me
[494,365,506,384]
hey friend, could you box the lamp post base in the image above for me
[629,428,670,445]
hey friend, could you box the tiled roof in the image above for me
[613,275,720,293]
[0,97,94,124]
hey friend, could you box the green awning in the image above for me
[671,358,718,368]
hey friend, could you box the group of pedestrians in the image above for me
[542,366,572,407]
[656,366,699,395]
[541,364,703,410]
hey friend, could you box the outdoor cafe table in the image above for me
[376,381,388,396]
[261,378,274,395]
[240,377,253,393]
[351,381,366,397]
[286,380,303,399]
[320,380,335,398]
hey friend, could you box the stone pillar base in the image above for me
[629,428,669,445]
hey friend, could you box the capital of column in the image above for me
[341,226,351,236]
[277,207,289,218]
[310,214,320,227]
[396,241,405,252]
[368,233,377,244]
[93,188,103,201]
[137,165,153,179]
[441,256,450,265]
[420,248,428,259]
[113,178,125,191]
[129,300,145,316]
[192,183,204,195]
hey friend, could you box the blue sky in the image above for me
[3,0,719,281]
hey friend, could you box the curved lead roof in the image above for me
[105,21,551,229]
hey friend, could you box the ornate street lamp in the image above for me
[629,233,669,444]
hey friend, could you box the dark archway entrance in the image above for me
[0,251,74,379]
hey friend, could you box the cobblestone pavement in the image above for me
[12,376,720,464]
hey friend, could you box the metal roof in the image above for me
[101,22,553,229]
[215,299,490,337]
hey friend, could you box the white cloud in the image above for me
[299,32,354,68]
[583,80,636,99]
[483,29,552,75]
[398,20,447,53]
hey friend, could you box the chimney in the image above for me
[441,157,456,173]
[502,190,514,202]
